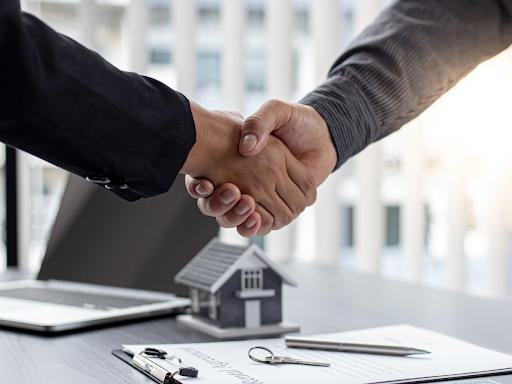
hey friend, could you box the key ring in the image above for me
[248,346,275,364]
[141,348,199,378]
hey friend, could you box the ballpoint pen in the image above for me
[285,336,431,356]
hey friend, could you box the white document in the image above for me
[124,324,512,384]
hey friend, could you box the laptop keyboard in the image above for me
[0,287,167,311]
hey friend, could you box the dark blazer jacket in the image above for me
[0,0,196,202]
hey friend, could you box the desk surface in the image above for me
[1,262,512,384]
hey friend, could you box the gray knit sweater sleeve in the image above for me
[300,0,512,170]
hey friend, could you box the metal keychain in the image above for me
[248,346,330,367]
[141,348,199,378]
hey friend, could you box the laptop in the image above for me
[0,173,219,332]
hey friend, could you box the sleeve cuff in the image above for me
[299,75,380,171]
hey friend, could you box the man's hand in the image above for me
[185,99,337,236]
[240,100,337,186]
[181,101,316,237]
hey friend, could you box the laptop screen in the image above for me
[38,173,219,296]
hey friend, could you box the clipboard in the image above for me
[113,349,189,384]
[112,349,165,384]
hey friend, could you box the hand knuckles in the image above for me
[260,214,274,230]
[295,196,308,215]
[244,114,265,131]
[304,173,317,203]
[273,211,293,229]
[280,211,294,227]
[307,188,318,206]
[257,227,271,236]
[267,99,283,110]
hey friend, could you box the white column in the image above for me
[262,0,294,261]
[20,0,30,12]
[445,149,466,291]
[353,0,383,36]
[265,225,293,262]
[354,143,384,274]
[219,228,250,246]
[315,175,340,264]
[221,0,246,112]
[79,0,97,50]
[266,0,292,100]
[311,0,341,265]
[16,151,32,272]
[24,0,41,17]
[123,0,148,74]
[485,166,511,299]
[353,0,385,274]
[401,118,425,282]
[175,0,197,99]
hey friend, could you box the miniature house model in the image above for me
[174,238,300,338]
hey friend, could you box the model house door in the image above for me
[244,300,261,328]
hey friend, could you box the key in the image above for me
[264,356,330,367]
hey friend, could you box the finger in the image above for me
[197,183,241,217]
[237,211,261,238]
[254,203,275,236]
[240,99,292,156]
[217,195,256,228]
[271,151,311,219]
[185,175,215,199]
[284,150,317,207]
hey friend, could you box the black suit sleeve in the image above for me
[300,0,512,170]
[0,0,196,202]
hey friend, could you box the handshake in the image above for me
[180,99,338,238]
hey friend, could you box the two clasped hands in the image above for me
[180,99,338,238]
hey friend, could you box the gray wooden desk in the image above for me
[1,263,512,384]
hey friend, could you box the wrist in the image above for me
[180,101,210,176]
[305,105,338,172]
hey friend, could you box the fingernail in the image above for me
[240,134,257,152]
[235,201,250,215]
[245,217,257,229]
[219,190,237,205]
[195,184,208,196]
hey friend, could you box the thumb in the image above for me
[239,99,290,156]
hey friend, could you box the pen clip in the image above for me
[133,352,182,384]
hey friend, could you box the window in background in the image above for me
[247,8,264,30]
[150,48,172,65]
[198,52,221,89]
[246,52,265,92]
[341,206,354,248]
[199,6,220,26]
[150,0,170,25]
[23,156,68,272]
[386,206,400,247]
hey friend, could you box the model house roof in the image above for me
[174,238,297,293]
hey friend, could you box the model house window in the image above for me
[208,294,217,320]
[191,289,200,313]
[242,268,263,290]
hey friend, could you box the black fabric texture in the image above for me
[300,0,512,170]
[0,0,196,201]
